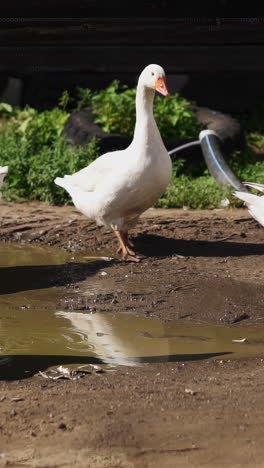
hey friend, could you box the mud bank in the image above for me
[0,201,264,468]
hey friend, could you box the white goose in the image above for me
[55,64,172,261]
[0,166,8,200]
[234,182,264,227]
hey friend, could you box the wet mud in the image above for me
[0,201,264,467]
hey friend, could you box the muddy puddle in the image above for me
[1,243,264,379]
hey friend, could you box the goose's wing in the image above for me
[243,182,264,193]
[59,150,127,192]
[234,191,264,227]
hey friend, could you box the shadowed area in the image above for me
[0,260,115,295]
[1,235,263,295]
[0,352,232,380]
[133,234,264,258]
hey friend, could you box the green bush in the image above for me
[27,137,99,205]
[0,134,99,204]
[92,81,137,136]
[154,95,201,139]
[1,105,69,148]
[0,103,101,204]
[0,83,264,209]
[62,81,202,139]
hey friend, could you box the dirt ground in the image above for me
[0,201,264,468]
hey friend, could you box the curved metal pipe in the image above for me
[167,130,248,193]
[199,130,248,192]
[168,140,200,156]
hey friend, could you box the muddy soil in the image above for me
[0,201,264,468]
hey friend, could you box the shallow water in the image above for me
[1,243,264,378]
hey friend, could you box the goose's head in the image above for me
[138,64,169,96]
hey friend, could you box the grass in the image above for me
[156,151,264,209]
[0,85,263,209]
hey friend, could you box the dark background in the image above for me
[0,7,264,114]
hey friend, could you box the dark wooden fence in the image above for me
[0,16,264,111]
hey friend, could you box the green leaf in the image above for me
[0,103,13,113]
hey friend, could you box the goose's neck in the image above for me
[133,84,157,144]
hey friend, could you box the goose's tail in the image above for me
[55,176,84,200]
[243,182,264,193]
[54,176,96,218]
[54,176,72,192]
[233,191,260,205]
[234,191,264,227]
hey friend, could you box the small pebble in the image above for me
[58,423,67,430]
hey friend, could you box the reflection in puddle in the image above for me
[1,243,264,379]
[2,306,264,377]
[49,311,264,363]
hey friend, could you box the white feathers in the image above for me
[234,182,264,227]
[0,166,8,200]
[243,182,264,193]
[54,64,172,232]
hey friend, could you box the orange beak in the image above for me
[155,77,169,96]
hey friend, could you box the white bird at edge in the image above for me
[0,166,8,200]
[55,64,172,262]
[233,182,264,227]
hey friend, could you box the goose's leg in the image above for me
[116,230,135,256]
[116,230,127,254]
[114,230,139,262]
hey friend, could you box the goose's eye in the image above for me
[151,72,155,76]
